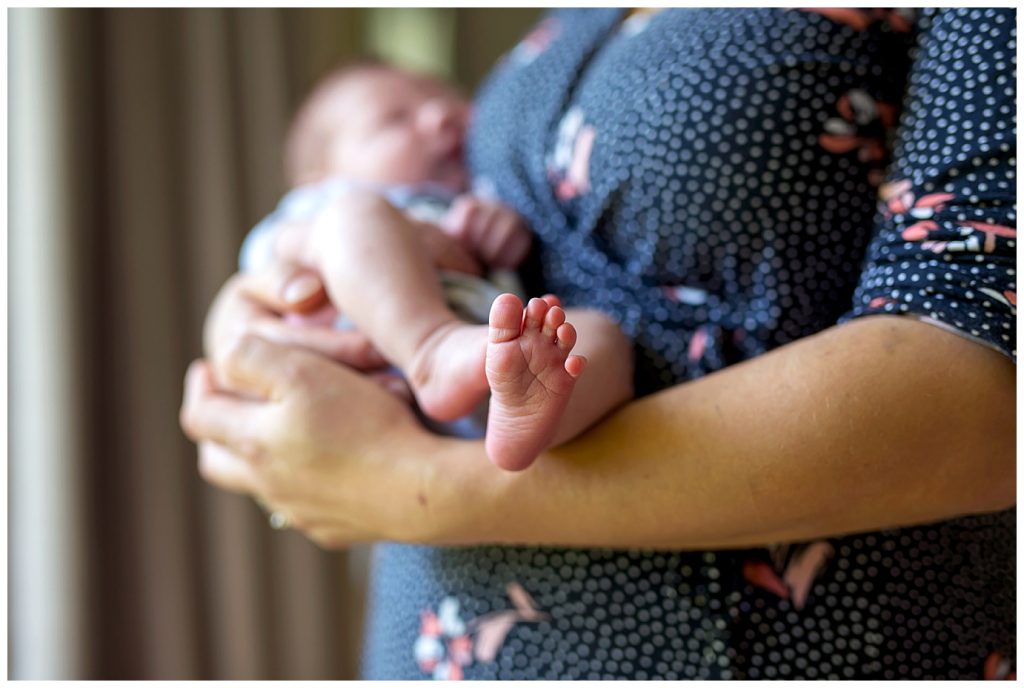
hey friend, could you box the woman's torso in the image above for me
[360,9,1015,679]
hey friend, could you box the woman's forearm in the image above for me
[422,315,1015,549]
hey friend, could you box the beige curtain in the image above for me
[9,8,540,679]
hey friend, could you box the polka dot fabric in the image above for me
[360,8,1016,679]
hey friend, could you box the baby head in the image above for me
[284,60,471,192]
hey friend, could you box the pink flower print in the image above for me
[743,560,791,600]
[563,126,595,198]
[423,609,443,635]
[548,107,596,201]
[619,10,655,37]
[961,221,1017,253]
[800,8,914,33]
[879,180,957,243]
[447,634,474,667]
[978,288,1017,314]
[917,222,1016,254]
[414,616,444,674]
[879,179,916,216]
[984,650,1016,680]
[469,582,548,663]
[437,596,467,636]
[413,584,548,679]
[508,18,559,67]
[415,597,472,679]
[470,612,521,664]
[662,285,709,305]
[744,541,835,611]
[869,296,898,309]
[881,179,1016,254]
[820,90,897,184]
[782,542,834,610]
[688,328,709,362]
[919,227,983,254]
[506,580,547,622]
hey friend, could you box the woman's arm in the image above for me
[184,313,1013,550]
[430,314,1014,549]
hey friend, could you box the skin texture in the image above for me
[180,266,1015,550]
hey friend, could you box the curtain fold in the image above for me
[10,8,90,679]
[11,9,355,679]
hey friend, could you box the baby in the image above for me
[245,61,633,471]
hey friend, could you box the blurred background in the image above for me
[9,7,542,679]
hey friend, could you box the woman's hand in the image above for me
[204,260,387,373]
[181,334,455,548]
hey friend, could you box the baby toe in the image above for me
[488,293,525,343]
[540,293,563,309]
[555,322,577,353]
[524,297,549,331]
[542,306,566,338]
[565,354,587,378]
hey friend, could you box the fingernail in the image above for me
[283,275,320,304]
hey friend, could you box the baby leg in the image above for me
[311,191,489,421]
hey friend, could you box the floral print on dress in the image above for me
[880,179,1018,257]
[820,89,898,186]
[414,583,548,680]
[547,106,596,201]
[743,541,835,611]
[984,650,1016,680]
[506,17,560,68]
[800,8,915,33]
[415,597,472,679]
[618,10,656,38]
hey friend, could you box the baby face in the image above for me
[322,67,471,192]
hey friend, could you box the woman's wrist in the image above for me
[397,433,498,545]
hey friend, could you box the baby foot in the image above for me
[409,322,490,422]
[485,294,586,471]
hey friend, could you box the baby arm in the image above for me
[272,197,483,277]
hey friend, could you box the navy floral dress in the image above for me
[360,8,1016,679]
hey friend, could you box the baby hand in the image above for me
[441,195,533,269]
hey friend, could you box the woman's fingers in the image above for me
[217,332,343,403]
[248,315,388,370]
[239,259,328,314]
[197,441,262,494]
[181,359,274,457]
[205,265,326,363]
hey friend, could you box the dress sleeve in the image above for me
[839,8,1017,361]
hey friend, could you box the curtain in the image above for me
[9,8,541,679]
[11,8,367,679]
